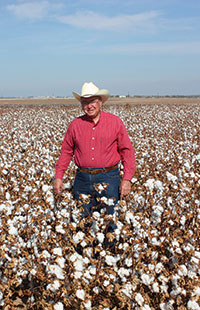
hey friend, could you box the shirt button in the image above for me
[93,128,95,130]
[92,147,94,150]
[92,158,94,160]
[92,137,95,140]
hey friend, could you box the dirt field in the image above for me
[0,96,200,106]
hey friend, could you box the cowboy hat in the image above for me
[72,82,109,103]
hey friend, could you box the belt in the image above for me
[78,164,118,175]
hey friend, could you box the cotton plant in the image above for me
[0,103,200,309]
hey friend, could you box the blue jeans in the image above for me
[73,167,120,218]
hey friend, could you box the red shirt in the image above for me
[55,111,136,180]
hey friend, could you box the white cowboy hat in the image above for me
[72,82,109,103]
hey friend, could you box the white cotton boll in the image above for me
[152,282,159,293]
[8,225,18,236]
[103,280,110,287]
[93,286,101,294]
[194,251,200,259]
[172,239,179,247]
[160,283,168,293]
[84,247,93,257]
[144,179,155,192]
[64,181,71,189]
[5,192,10,200]
[42,250,51,258]
[155,262,163,274]
[148,264,155,271]
[105,255,120,266]
[42,184,49,192]
[57,257,65,269]
[180,215,186,226]
[60,209,69,218]
[47,280,60,292]
[121,282,136,298]
[135,293,144,306]
[74,271,83,279]
[125,211,138,226]
[100,250,106,257]
[142,305,152,310]
[74,259,84,271]
[184,161,190,171]
[154,180,164,191]
[187,300,200,310]
[83,257,90,264]
[76,289,85,300]
[191,256,199,265]
[166,171,177,183]
[178,265,188,276]
[53,247,63,256]
[160,301,174,310]
[88,265,96,275]
[0,291,3,301]
[30,269,37,276]
[48,265,64,279]
[92,211,100,220]
[192,287,200,297]
[151,237,160,246]
[97,232,104,243]
[84,300,92,310]
[54,302,64,310]
[125,257,132,267]
[80,240,87,248]
[141,274,154,285]
[55,224,65,234]
[84,270,93,280]
[118,267,131,279]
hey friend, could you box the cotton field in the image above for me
[0,101,200,310]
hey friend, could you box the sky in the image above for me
[0,0,200,97]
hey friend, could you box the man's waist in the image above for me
[78,164,118,175]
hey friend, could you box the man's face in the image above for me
[81,96,103,121]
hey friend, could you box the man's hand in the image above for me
[120,180,131,199]
[54,178,64,195]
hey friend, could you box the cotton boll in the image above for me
[103,280,110,287]
[56,257,65,269]
[53,247,63,256]
[88,265,96,275]
[97,232,105,243]
[76,289,85,300]
[152,282,160,293]
[141,274,154,285]
[142,305,152,310]
[187,300,200,310]
[84,300,92,310]
[155,262,164,274]
[47,280,60,292]
[48,265,64,280]
[178,265,188,276]
[54,302,64,310]
[135,293,144,306]
[55,224,65,234]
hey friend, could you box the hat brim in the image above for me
[72,89,109,103]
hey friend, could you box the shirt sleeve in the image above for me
[55,122,75,180]
[117,119,136,180]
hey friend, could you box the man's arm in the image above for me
[54,124,74,194]
[117,119,136,198]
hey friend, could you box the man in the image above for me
[54,82,136,217]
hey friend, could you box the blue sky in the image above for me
[1,0,200,97]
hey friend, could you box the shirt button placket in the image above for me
[91,126,95,162]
